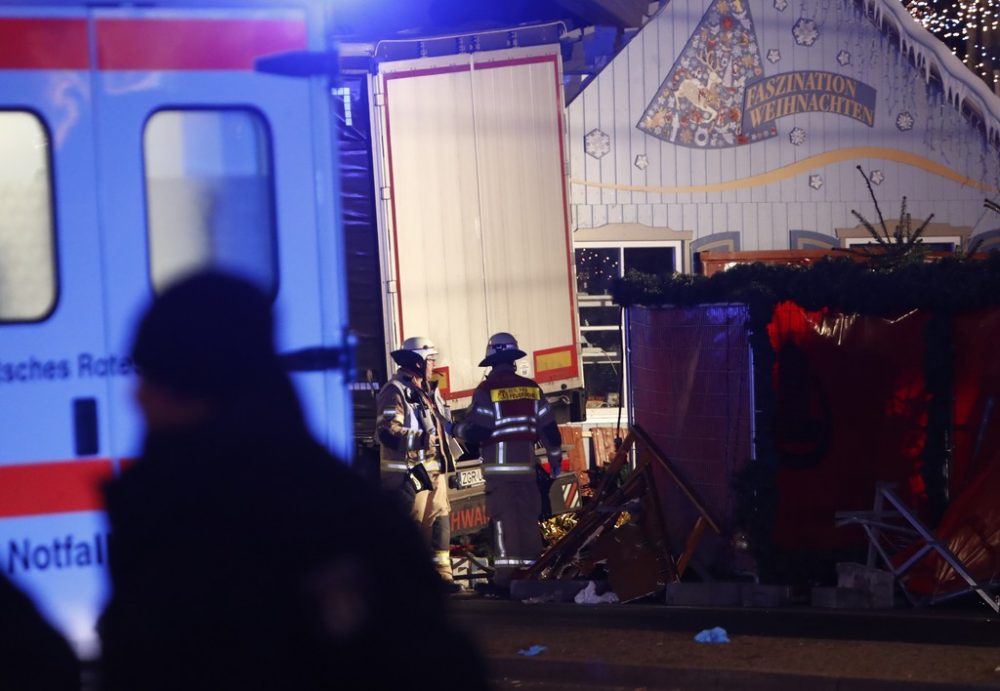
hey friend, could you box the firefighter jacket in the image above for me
[459,363,562,477]
[376,369,456,475]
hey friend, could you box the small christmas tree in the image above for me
[840,165,934,269]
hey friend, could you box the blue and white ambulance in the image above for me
[0,0,350,655]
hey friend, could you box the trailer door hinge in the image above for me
[380,187,392,201]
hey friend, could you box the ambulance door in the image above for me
[90,6,352,463]
[0,11,113,655]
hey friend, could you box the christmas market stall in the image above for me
[610,252,1000,606]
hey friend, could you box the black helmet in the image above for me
[478,332,527,367]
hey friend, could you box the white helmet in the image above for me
[391,336,438,369]
[479,331,527,367]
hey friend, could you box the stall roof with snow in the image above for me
[567,0,1000,264]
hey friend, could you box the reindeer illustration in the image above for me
[674,47,729,124]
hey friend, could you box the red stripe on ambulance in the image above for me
[0,459,114,518]
[96,18,307,70]
[0,18,88,69]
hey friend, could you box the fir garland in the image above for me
[614,253,1000,315]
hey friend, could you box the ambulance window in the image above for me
[144,109,276,295]
[0,112,56,322]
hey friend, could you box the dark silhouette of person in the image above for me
[98,271,487,691]
[0,573,80,691]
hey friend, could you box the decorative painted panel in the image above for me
[789,229,837,249]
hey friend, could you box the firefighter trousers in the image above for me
[383,469,453,581]
[485,474,543,587]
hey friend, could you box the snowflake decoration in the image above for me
[869,170,885,186]
[773,0,788,11]
[895,112,915,131]
[767,49,781,64]
[789,127,806,146]
[792,18,819,46]
[634,154,649,170]
[584,129,611,159]
[809,174,824,190]
[837,50,851,66]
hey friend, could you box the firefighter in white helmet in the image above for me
[453,332,563,590]
[375,336,458,589]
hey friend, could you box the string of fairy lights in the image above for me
[575,248,619,294]
[903,0,1000,86]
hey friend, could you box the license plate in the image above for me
[457,467,485,488]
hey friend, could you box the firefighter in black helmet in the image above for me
[453,332,563,590]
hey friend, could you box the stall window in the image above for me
[144,109,277,294]
[0,112,56,322]
[575,242,678,421]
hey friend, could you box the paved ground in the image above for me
[449,599,1000,690]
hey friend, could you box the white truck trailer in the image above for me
[366,34,583,410]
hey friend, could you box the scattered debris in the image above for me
[573,581,620,605]
[694,627,731,643]
[521,592,559,604]
[524,426,722,603]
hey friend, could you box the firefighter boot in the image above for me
[432,515,460,592]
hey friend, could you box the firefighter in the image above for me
[454,332,563,589]
[376,336,458,588]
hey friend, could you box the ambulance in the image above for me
[0,0,350,655]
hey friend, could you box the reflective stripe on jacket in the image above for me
[461,365,562,466]
[375,370,452,471]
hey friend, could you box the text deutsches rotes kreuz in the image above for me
[0,353,134,385]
